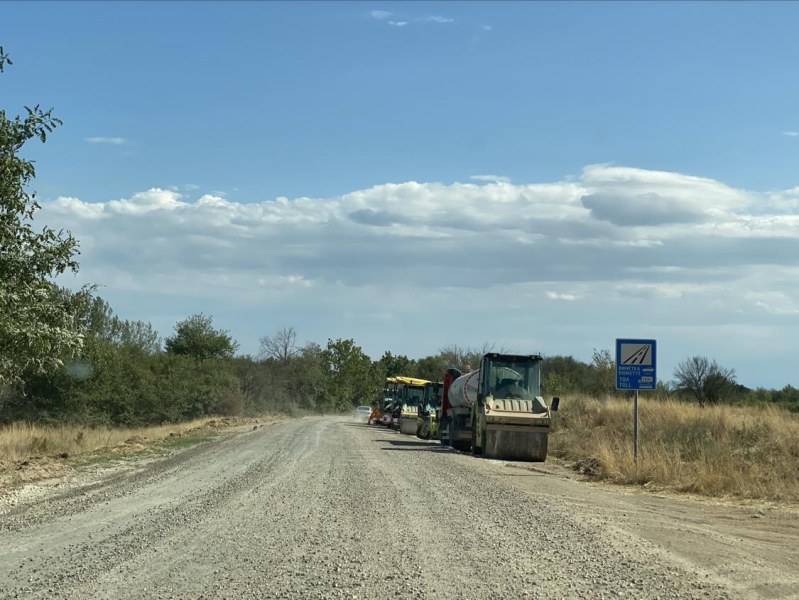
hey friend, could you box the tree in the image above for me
[438,342,503,372]
[165,314,238,360]
[590,348,616,397]
[79,295,160,354]
[673,356,737,407]
[323,338,376,410]
[542,355,593,395]
[259,326,299,364]
[375,351,415,378]
[0,47,86,385]
[413,355,447,382]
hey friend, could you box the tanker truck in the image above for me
[439,353,559,461]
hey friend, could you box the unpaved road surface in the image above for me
[1,417,798,599]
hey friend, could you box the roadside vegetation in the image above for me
[551,395,799,502]
[0,417,258,464]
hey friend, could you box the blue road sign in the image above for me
[615,339,657,390]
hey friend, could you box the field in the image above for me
[550,395,799,501]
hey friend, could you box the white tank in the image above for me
[447,370,480,409]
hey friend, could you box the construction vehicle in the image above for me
[392,376,430,434]
[379,377,398,427]
[416,381,442,440]
[439,353,559,461]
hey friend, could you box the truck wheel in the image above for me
[471,434,482,456]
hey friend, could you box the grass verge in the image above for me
[549,395,799,502]
[0,416,280,489]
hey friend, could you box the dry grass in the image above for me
[0,418,214,464]
[0,415,282,490]
[550,395,799,502]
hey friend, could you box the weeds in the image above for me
[550,395,799,501]
[0,418,238,467]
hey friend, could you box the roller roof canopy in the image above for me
[391,376,431,386]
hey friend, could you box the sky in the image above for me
[2,1,799,389]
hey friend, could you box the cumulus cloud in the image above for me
[581,192,708,226]
[41,165,799,387]
[43,167,799,294]
[84,136,127,145]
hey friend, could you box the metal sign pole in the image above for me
[634,389,639,466]
[616,338,655,471]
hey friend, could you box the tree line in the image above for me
[4,299,797,427]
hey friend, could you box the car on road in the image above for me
[352,405,372,423]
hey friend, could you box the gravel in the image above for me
[1,416,797,599]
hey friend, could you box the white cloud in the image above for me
[41,165,799,388]
[84,136,127,145]
[470,174,511,183]
[782,131,799,137]
[546,291,578,302]
[745,291,799,315]
[424,15,454,23]
[370,10,453,27]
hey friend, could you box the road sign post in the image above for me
[615,339,657,466]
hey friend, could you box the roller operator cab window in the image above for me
[486,359,542,400]
[403,386,424,407]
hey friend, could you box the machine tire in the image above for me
[471,432,483,456]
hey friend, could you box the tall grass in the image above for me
[0,418,228,466]
[550,395,799,501]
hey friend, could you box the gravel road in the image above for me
[1,417,797,599]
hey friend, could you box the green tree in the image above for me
[165,314,239,360]
[323,338,376,410]
[0,47,85,385]
[542,355,593,394]
[414,355,446,382]
[376,351,415,378]
[78,295,160,354]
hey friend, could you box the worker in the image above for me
[368,404,381,425]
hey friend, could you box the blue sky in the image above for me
[3,1,799,388]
